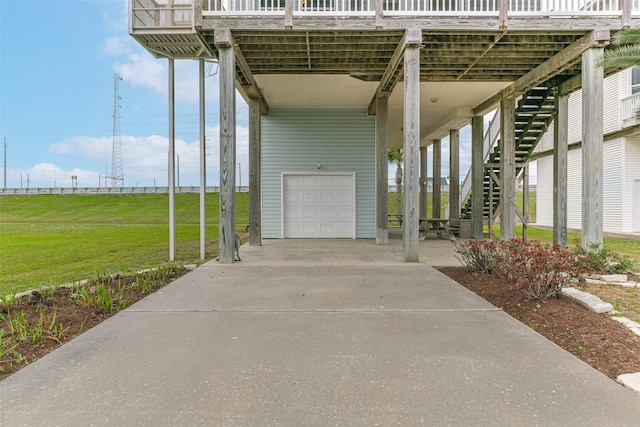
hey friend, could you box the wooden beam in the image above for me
[471,116,484,239]
[582,47,604,251]
[233,48,270,116]
[368,35,405,115]
[553,91,568,247]
[433,139,442,219]
[508,29,610,96]
[473,29,610,115]
[449,129,460,222]
[457,33,505,80]
[216,29,270,115]
[249,98,262,246]
[217,42,237,263]
[403,41,421,262]
[369,28,422,115]
[500,95,516,240]
[376,96,389,245]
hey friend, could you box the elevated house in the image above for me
[129,0,640,262]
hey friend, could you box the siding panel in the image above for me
[262,109,375,238]
[603,138,623,232]
[624,136,640,232]
[535,157,553,226]
[603,74,620,134]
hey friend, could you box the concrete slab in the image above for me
[2,238,640,426]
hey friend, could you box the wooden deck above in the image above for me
[129,1,639,145]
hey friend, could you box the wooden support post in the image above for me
[168,58,176,262]
[420,146,428,219]
[403,29,422,262]
[449,129,460,223]
[553,91,568,246]
[471,115,484,239]
[522,164,529,242]
[374,0,383,28]
[622,0,632,28]
[500,95,516,240]
[433,139,441,218]
[376,96,389,245]
[498,0,508,29]
[199,59,207,260]
[217,31,237,263]
[249,97,262,246]
[285,0,293,28]
[582,47,604,251]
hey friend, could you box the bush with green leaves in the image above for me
[455,239,590,299]
[572,242,634,274]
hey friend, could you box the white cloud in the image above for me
[40,124,250,189]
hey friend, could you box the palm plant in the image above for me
[598,27,640,69]
[388,148,403,216]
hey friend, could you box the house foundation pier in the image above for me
[216,30,237,263]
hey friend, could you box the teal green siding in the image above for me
[262,109,376,238]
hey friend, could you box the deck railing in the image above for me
[201,0,632,14]
[621,92,640,126]
[130,0,638,29]
[131,0,193,29]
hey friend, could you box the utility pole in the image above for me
[177,154,180,189]
[3,137,6,189]
[238,162,242,189]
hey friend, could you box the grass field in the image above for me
[388,191,536,221]
[0,194,249,296]
[1,191,638,297]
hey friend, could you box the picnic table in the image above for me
[419,218,456,241]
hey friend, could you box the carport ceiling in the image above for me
[230,30,587,82]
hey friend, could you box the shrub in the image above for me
[455,239,589,299]
[454,239,501,274]
[494,241,588,299]
[572,243,634,274]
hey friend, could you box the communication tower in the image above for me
[109,73,124,187]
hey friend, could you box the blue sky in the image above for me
[0,1,530,190]
[1,0,249,189]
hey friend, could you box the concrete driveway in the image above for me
[1,236,640,426]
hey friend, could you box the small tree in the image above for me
[598,27,640,70]
[388,148,403,216]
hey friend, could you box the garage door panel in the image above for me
[283,174,355,238]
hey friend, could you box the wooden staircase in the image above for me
[460,85,556,221]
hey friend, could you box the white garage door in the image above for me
[283,173,355,238]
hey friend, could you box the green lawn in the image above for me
[388,191,536,222]
[2,190,637,297]
[0,194,249,296]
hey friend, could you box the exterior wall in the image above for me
[535,155,553,226]
[535,71,631,233]
[537,138,625,232]
[262,108,376,238]
[624,136,640,232]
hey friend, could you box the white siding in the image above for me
[534,70,633,234]
[262,109,375,239]
[535,156,553,226]
[535,119,554,153]
[567,91,583,145]
[603,74,621,134]
[624,136,640,232]
[540,139,625,233]
[567,149,582,229]
[602,138,624,232]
